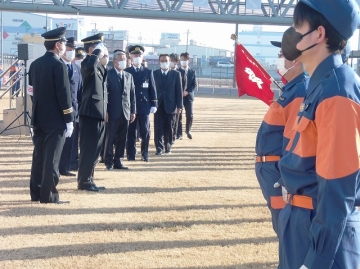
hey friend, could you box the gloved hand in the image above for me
[150,107,157,113]
[94,43,105,58]
[300,265,308,269]
[65,122,74,138]
[282,186,288,202]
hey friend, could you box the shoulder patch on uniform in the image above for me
[278,96,286,102]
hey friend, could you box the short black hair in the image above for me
[84,43,97,53]
[159,54,170,60]
[170,53,179,62]
[180,52,190,60]
[44,41,57,51]
[294,1,346,53]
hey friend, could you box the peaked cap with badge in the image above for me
[128,45,145,55]
[41,27,67,42]
[81,33,104,44]
[114,49,126,54]
[75,47,86,59]
[65,37,76,48]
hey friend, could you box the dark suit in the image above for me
[181,68,196,135]
[153,68,182,153]
[78,49,108,187]
[59,60,82,174]
[125,65,157,160]
[28,51,73,203]
[104,68,136,167]
[173,68,187,139]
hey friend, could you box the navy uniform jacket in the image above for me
[79,49,107,120]
[153,68,183,114]
[29,51,74,129]
[61,60,83,122]
[176,68,187,93]
[124,65,157,115]
[107,68,136,120]
[184,68,196,101]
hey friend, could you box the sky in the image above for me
[49,14,359,53]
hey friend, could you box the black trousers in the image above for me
[104,112,129,166]
[59,123,75,173]
[70,121,79,170]
[30,127,65,203]
[183,98,193,133]
[126,114,150,160]
[78,116,105,184]
[154,102,174,153]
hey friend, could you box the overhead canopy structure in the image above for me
[0,0,296,25]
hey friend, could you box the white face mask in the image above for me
[100,57,109,66]
[65,50,75,62]
[75,59,82,66]
[132,57,142,66]
[169,62,175,69]
[117,60,127,70]
[276,58,294,76]
[160,62,169,69]
[180,60,188,67]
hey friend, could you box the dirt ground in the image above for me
[0,94,279,269]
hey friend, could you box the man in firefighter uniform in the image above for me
[278,0,360,268]
[255,40,307,236]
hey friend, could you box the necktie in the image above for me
[67,64,72,76]
[136,68,139,72]
[162,72,166,76]
[118,72,123,82]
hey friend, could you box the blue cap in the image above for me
[81,33,104,44]
[300,0,360,40]
[341,42,351,62]
[75,47,86,59]
[65,37,76,48]
[128,45,145,55]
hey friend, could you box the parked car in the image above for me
[216,61,234,68]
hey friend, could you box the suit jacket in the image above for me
[61,59,83,122]
[124,65,157,115]
[176,68,187,93]
[107,68,136,120]
[184,68,197,101]
[79,49,108,120]
[29,51,73,129]
[153,68,183,114]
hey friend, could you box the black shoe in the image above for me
[141,157,149,162]
[186,132,193,139]
[127,156,135,161]
[60,171,76,177]
[114,164,129,170]
[155,151,163,156]
[176,136,182,140]
[105,165,114,170]
[99,158,104,163]
[78,182,101,192]
[165,150,171,154]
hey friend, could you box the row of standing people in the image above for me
[28,28,197,201]
[255,0,360,268]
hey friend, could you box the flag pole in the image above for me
[231,34,282,91]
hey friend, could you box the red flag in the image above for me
[2,31,9,39]
[235,43,274,106]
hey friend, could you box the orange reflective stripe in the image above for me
[256,155,281,163]
[283,97,304,140]
[315,97,360,180]
[270,196,286,209]
[287,194,313,210]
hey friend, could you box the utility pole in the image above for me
[186,29,189,52]
[1,11,3,67]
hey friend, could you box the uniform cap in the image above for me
[128,45,145,55]
[66,37,76,48]
[270,41,281,48]
[299,0,360,40]
[81,33,104,44]
[41,27,67,42]
[75,47,86,59]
